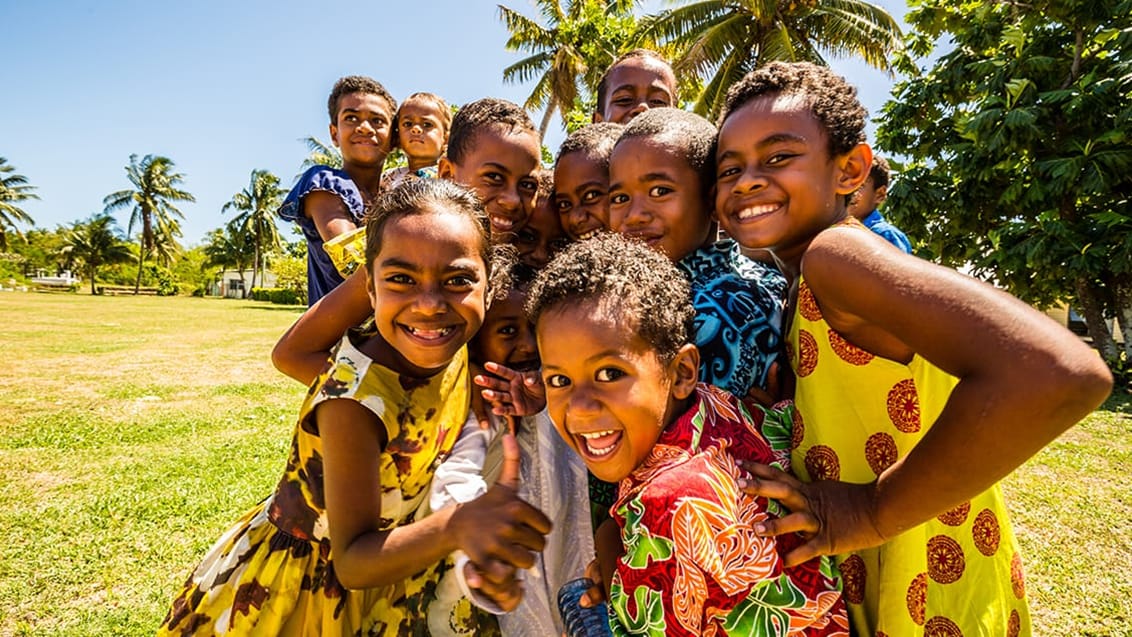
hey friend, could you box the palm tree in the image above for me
[499,0,639,137]
[223,169,286,292]
[63,214,134,295]
[299,136,342,174]
[0,157,39,251]
[103,154,194,294]
[637,0,904,119]
[203,227,253,298]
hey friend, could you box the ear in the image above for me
[668,343,700,400]
[364,270,377,311]
[875,183,888,206]
[437,156,455,181]
[329,122,341,148]
[835,143,872,198]
[592,111,605,124]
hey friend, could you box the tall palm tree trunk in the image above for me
[134,245,145,294]
[538,96,558,140]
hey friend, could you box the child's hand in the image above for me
[745,361,782,408]
[577,559,607,608]
[451,433,553,571]
[475,361,547,418]
[464,559,524,612]
[738,461,887,568]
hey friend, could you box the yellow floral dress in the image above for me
[787,272,1032,637]
[159,328,488,636]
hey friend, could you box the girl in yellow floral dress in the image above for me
[713,62,1112,636]
[159,179,552,636]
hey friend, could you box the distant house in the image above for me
[210,269,278,298]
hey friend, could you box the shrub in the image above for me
[249,287,303,305]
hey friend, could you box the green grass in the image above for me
[1,292,1129,636]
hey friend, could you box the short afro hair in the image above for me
[327,75,396,123]
[364,179,491,278]
[446,98,539,166]
[719,61,867,157]
[526,232,695,363]
[614,107,717,199]
[391,92,453,150]
[869,154,891,189]
[594,49,677,112]
[555,122,624,171]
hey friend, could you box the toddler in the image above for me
[528,233,849,636]
[514,169,571,268]
[381,91,452,191]
[846,154,912,253]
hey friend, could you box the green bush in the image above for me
[250,287,303,305]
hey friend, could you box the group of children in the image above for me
[159,51,1113,637]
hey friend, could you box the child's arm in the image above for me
[746,226,1113,566]
[429,411,492,512]
[272,270,372,384]
[319,398,552,595]
[305,190,359,243]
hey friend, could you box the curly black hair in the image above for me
[526,233,694,363]
[555,122,624,171]
[363,179,492,278]
[327,75,396,123]
[719,61,867,157]
[594,49,676,113]
[869,154,891,189]
[614,107,717,200]
[446,98,539,165]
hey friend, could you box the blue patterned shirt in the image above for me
[862,209,913,253]
[676,241,787,397]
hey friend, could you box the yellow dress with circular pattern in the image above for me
[788,268,1031,637]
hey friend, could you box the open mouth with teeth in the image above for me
[490,215,518,233]
[402,324,458,343]
[574,429,623,460]
[736,202,782,221]
[573,228,601,241]
[507,358,542,373]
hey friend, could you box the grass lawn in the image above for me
[1,292,1129,636]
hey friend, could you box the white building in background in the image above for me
[210,269,278,298]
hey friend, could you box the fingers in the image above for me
[466,560,524,612]
[483,361,521,380]
[754,511,820,538]
[496,432,521,490]
[783,540,823,569]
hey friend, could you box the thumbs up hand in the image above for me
[450,433,553,607]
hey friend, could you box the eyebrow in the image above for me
[378,257,481,272]
[718,132,808,161]
[481,162,512,175]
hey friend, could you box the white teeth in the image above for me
[579,429,616,439]
[587,443,616,456]
[491,216,514,230]
[578,430,619,457]
[407,326,453,340]
[738,204,779,220]
[577,230,598,241]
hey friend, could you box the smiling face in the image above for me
[472,286,540,373]
[714,94,869,269]
[515,192,570,268]
[396,98,447,167]
[538,302,697,483]
[553,150,610,241]
[439,126,541,240]
[330,92,394,169]
[595,57,677,125]
[608,136,713,263]
[366,208,488,377]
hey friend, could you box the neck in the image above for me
[343,162,385,201]
[406,156,437,172]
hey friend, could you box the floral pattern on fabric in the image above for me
[789,259,1032,636]
[158,328,497,636]
[609,384,848,636]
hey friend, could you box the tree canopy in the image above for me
[876,0,1132,362]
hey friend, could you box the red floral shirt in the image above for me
[609,385,848,636]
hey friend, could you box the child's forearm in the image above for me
[272,271,372,384]
[333,506,463,589]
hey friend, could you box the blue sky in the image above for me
[3,0,908,246]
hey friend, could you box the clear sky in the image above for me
[2,0,907,247]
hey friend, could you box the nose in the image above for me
[497,186,521,214]
[621,199,651,229]
[733,166,767,194]
[412,286,447,315]
[628,101,648,119]
[565,383,601,419]
[515,328,538,359]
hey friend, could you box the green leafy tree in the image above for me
[223,169,286,292]
[62,214,134,295]
[876,0,1132,365]
[499,0,640,137]
[102,154,195,294]
[203,227,254,298]
[637,0,903,119]
[0,157,39,251]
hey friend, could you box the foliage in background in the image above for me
[499,0,641,137]
[0,157,39,251]
[61,214,134,295]
[222,169,286,293]
[877,0,1132,366]
[102,154,195,295]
